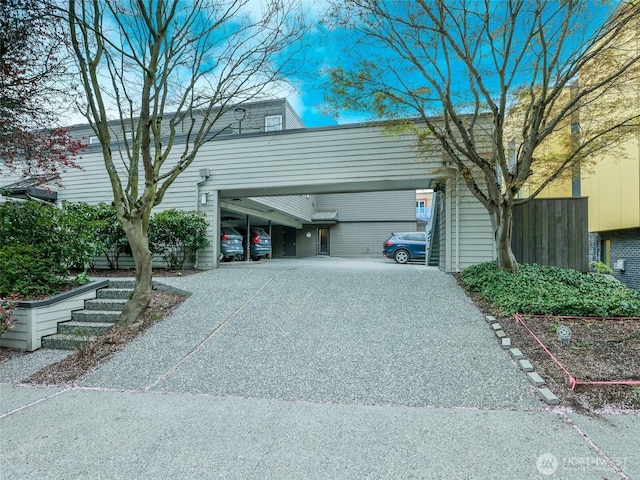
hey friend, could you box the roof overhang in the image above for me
[311,211,338,224]
[0,175,58,202]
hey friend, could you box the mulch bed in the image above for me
[500,315,640,412]
[0,268,198,382]
[459,280,640,412]
[20,290,188,386]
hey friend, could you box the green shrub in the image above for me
[0,200,100,270]
[149,209,209,270]
[58,201,107,269]
[63,201,130,269]
[460,261,640,317]
[589,260,613,274]
[0,200,62,262]
[0,245,67,297]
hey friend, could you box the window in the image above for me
[416,200,426,215]
[264,115,282,131]
[89,136,100,145]
[601,239,611,265]
[406,233,426,242]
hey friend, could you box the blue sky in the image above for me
[61,0,620,129]
[281,0,621,128]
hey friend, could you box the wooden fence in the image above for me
[511,198,589,272]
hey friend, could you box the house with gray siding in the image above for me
[1,98,497,273]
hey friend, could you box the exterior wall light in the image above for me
[200,192,208,205]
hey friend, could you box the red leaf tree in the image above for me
[0,0,82,177]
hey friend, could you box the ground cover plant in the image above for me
[459,262,640,411]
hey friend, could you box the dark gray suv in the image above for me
[237,227,272,260]
[220,226,244,261]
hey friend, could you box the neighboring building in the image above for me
[1,98,497,273]
[515,8,640,289]
[416,189,433,225]
[581,136,640,289]
[518,129,640,290]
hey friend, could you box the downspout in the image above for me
[456,171,460,272]
[445,179,452,272]
[194,169,210,268]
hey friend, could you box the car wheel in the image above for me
[393,249,409,264]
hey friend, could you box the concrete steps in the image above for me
[57,321,114,336]
[41,280,134,351]
[41,334,98,351]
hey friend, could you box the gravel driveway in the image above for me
[79,257,539,410]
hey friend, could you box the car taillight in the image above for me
[384,241,393,247]
[252,234,260,244]
[221,233,229,241]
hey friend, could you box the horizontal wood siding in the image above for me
[250,195,315,222]
[194,124,441,197]
[458,190,495,269]
[285,102,305,129]
[0,309,28,350]
[316,191,417,222]
[0,172,24,203]
[438,175,495,273]
[512,198,589,272]
[68,99,290,144]
[329,222,417,258]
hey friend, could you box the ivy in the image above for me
[460,262,640,317]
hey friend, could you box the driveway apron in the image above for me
[3,258,636,479]
[79,258,537,409]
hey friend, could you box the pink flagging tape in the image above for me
[515,313,640,391]
[523,314,639,321]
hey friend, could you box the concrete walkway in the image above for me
[1,258,638,479]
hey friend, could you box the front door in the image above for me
[283,227,297,256]
[317,227,329,255]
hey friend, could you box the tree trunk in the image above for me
[116,217,153,330]
[492,201,519,274]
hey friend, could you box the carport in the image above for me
[189,119,496,271]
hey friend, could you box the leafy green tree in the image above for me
[325,0,640,273]
[67,0,307,329]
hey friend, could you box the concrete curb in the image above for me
[484,314,562,406]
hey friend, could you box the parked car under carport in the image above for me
[383,232,427,264]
